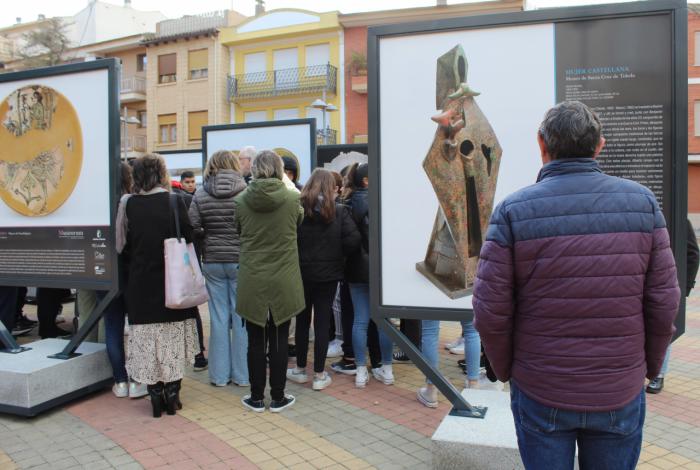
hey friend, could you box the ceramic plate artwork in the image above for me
[0,85,83,216]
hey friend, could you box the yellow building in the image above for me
[220,9,343,144]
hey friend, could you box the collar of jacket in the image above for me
[536,158,602,183]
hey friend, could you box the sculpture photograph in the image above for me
[416,45,503,299]
[0,84,83,216]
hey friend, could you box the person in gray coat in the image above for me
[189,150,249,387]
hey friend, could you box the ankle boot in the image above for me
[173,379,183,410]
[164,381,178,415]
[147,382,165,418]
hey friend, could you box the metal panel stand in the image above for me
[375,317,487,419]
[48,290,117,360]
[0,320,31,354]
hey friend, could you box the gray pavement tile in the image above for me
[16,455,47,469]
[51,456,82,470]
[74,451,104,465]
[83,459,113,469]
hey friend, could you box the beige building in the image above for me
[143,11,246,153]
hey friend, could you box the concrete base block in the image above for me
[432,389,523,470]
[0,339,111,416]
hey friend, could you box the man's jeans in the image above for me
[510,381,644,470]
[202,263,248,386]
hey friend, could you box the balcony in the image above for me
[121,134,147,153]
[317,128,337,146]
[228,64,337,102]
[120,76,146,103]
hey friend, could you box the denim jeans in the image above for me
[420,320,440,384]
[203,263,248,386]
[510,381,644,470]
[461,320,481,381]
[350,283,393,366]
[96,291,128,383]
[660,346,671,377]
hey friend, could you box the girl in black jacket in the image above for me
[287,169,361,390]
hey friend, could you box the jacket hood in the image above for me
[537,158,601,182]
[204,170,246,199]
[242,177,291,213]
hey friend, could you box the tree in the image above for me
[17,18,72,69]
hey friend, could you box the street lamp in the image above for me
[309,94,337,145]
[121,106,141,160]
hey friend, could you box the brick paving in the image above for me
[1,285,699,469]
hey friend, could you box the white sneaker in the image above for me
[372,365,394,385]
[326,339,343,358]
[445,337,464,350]
[312,372,332,391]
[449,343,465,355]
[112,382,128,398]
[128,381,147,398]
[286,367,309,384]
[417,384,438,408]
[355,366,369,388]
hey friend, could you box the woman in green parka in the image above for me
[234,150,305,413]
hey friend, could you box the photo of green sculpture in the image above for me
[416,45,503,299]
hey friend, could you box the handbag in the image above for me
[164,194,209,309]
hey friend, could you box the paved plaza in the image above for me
[0,285,699,470]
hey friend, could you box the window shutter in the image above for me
[158,113,176,126]
[188,49,208,72]
[158,53,176,76]
[188,111,208,141]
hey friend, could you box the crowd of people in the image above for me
[0,100,696,469]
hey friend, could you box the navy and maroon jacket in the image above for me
[473,158,680,411]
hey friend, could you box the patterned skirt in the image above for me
[126,318,198,385]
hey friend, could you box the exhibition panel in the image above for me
[202,119,317,185]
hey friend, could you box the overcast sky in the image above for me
[2,0,677,29]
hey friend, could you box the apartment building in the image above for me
[689,5,700,224]
[144,11,246,153]
[220,9,342,144]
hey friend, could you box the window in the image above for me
[244,52,266,83]
[138,110,147,128]
[305,43,330,76]
[188,49,208,79]
[273,48,298,90]
[306,107,324,130]
[244,111,267,123]
[137,53,147,72]
[188,111,207,141]
[158,53,176,84]
[158,114,176,143]
[696,32,700,66]
[273,108,298,120]
[695,101,700,136]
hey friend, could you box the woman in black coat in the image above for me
[116,154,198,418]
[287,169,360,391]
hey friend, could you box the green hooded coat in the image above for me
[234,178,305,327]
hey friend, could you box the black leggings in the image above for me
[296,280,336,373]
[246,315,290,402]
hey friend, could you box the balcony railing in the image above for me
[228,64,337,102]
[122,134,147,152]
[121,76,146,94]
[317,128,337,146]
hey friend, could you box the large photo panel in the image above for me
[371,1,685,320]
[379,23,554,311]
[203,119,316,185]
[0,60,119,289]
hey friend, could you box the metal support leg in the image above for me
[0,319,30,354]
[48,290,117,360]
[375,317,487,419]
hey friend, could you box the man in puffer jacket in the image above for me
[473,101,680,470]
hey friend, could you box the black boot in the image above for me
[164,381,179,415]
[147,382,165,418]
[173,379,183,410]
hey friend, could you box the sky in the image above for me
[0,0,678,30]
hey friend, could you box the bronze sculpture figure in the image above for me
[416,45,503,299]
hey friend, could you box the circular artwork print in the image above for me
[0,84,83,216]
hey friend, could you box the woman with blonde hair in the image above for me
[287,169,360,390]
[189,150,249,387]
[116,154,199,417]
